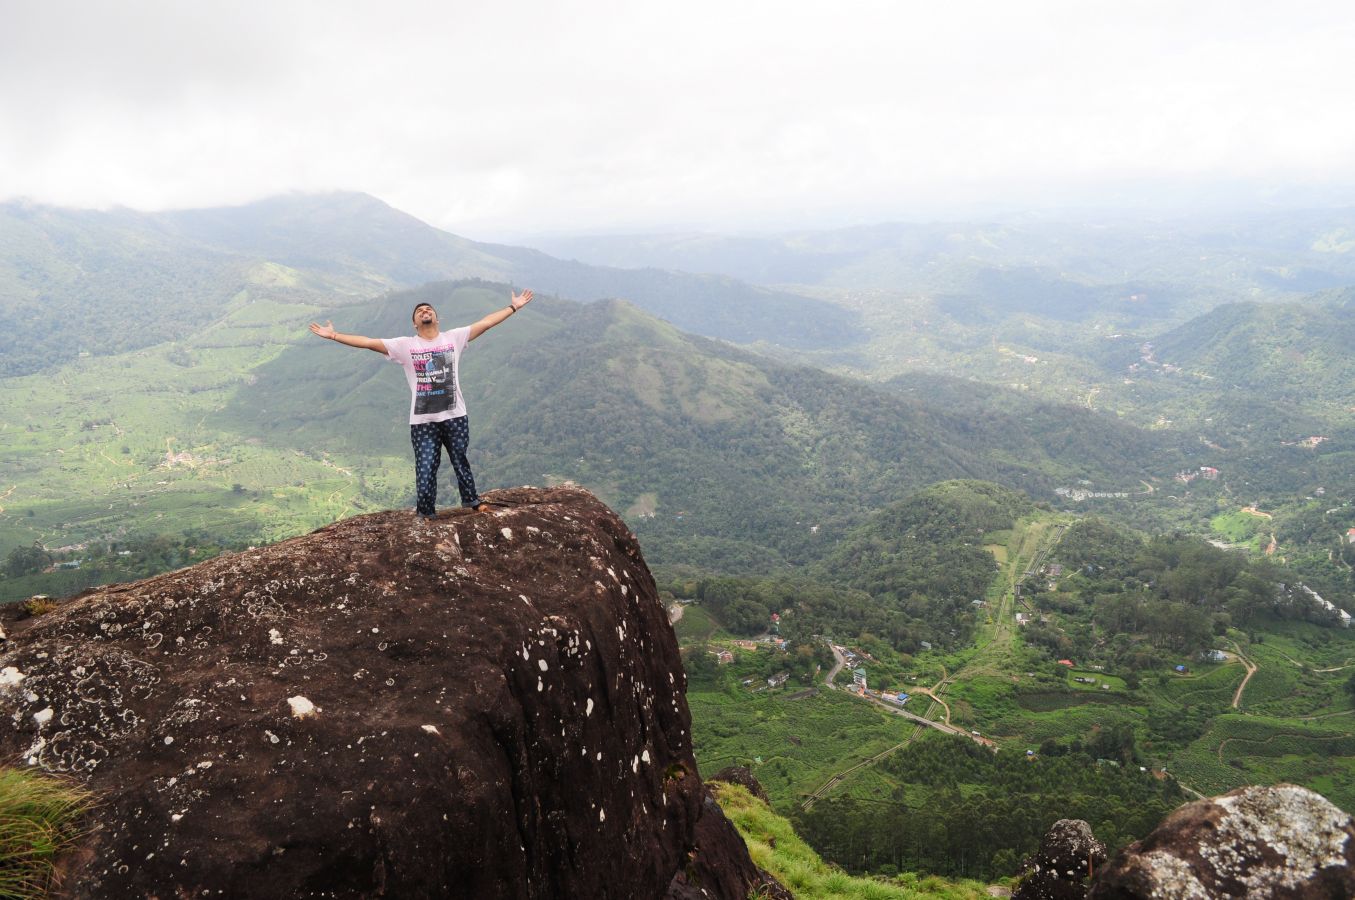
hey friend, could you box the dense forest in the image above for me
[1021,518,1340,672]
[794,733,1185,881]
[667,481,1034,653]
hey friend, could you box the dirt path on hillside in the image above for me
[913,688,952,727]
[1229,641,1258,709]
[1218,730,1347,764]
[1299,709,1355,721]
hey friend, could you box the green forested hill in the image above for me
[1,277,1187,601]
[223,284,1183,571]
[1143,297,1355,406]
[0,193,858,378]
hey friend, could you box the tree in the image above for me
[4,543,52,577]
[683,645,719,685]
[725,598,770,635]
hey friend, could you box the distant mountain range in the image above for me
[528,210,1355,296]
[4,192,1354,582]
[0,192,859,377]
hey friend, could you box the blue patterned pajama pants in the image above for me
[410,416,480,516]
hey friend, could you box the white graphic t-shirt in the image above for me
[383,327,472,424]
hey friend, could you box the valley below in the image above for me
[5,193,1355,891]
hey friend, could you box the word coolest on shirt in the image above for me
[410,348,454,395]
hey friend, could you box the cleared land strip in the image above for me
[803,516,1067,806]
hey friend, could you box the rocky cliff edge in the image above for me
[0,486,769,899]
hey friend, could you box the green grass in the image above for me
[1167,714,1355,810]
[0,767,94,899]
[713,782,995,900]
[0,291,427,602]
[1146,664,1245,708]
[1209,509,1266,547]
[1246,617,1355,670]
[689,686,912,812]
[673,604,726,643]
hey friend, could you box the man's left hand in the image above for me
[511,289,534,311]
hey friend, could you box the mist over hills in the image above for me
[529,210,1355,297]
[0,192,857,378]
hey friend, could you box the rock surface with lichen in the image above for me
[0,486,774,899]
[1088,783,1355,899]
[1013,818,1106,900]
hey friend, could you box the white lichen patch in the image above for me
[1204,786,1353,892]
[500,527,513,541]
[1139,851,1211,899]
[586,698,594,717]
[0,666,24,691]
[268,628,284,645]
[33,707,54,726]
[421,724,440,735]
[287,696,317,718]
[537,659,548,672]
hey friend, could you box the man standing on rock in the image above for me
[309,289,533,517]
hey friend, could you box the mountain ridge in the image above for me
[0,192,860,377]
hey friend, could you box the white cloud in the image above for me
[1,0,1353,237]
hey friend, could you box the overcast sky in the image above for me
[2,0,1353,239]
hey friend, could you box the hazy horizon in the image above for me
[4,1,1354,240]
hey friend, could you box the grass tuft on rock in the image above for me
[0,767,93,899]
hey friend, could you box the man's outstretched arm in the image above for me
[469,289,534,342]
[309,321,388,355]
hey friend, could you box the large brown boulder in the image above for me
[708,765,771,804]
[1013,818,1107,900]
[0,487,769,899]
[1088,783,1355,899]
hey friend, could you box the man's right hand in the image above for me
[309,321,337,340]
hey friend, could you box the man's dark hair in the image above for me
[412,302,435,322]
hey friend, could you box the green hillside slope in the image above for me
[713,782,996,899]
[223,284,1184,571]
[0,193,860,380]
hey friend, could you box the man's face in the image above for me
[413,304,438,328]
